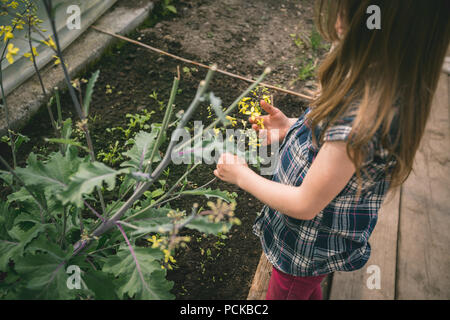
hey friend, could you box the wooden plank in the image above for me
[247,253,272,300]
[246,252,333,300]
[396,72,450,299]
[329,187,400,300]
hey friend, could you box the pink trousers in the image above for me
[266,266,328,300]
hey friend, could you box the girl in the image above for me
[213,0,450,300]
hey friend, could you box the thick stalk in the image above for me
[90,67,216,238]
[124,163,199,222]
[147,75,179,172]
[27,18,57,132]
[0,68,15,169]
[27,18,63,155]
[43,0,106,215]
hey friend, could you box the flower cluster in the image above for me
[146,233,191,270]
[238,85,272,129]
[0,0,60,65]
[205,199,240,226]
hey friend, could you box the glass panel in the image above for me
[0,0,116,95]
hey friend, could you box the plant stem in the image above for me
[124,163,199,222]
[43,0,106,215]
[147,75,179,172]
[89,67,216,239]
[27,17,63,154]
[27,18,57,131]
[0,5,34,169]
[0,68,15,169]
[60,206,67,248]
[54,88,63,126]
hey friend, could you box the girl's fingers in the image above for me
[260,100,278,115]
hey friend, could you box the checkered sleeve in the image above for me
[322,107,357,142]
[322,106,376,166]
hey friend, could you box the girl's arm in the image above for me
[214,141,356,220]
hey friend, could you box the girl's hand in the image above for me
[249,100,296,145]
[214,152,249,186]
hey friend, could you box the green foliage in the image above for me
[0,3,269,298]
[298,60,316,81]
[59,161,124,208]
[1,131,29,156]
[0,88,243,300]
[162,0,177,15]
[83,70,100,116]
[121,129,161,170]
[310,29,322,51]
[102,246,174,300]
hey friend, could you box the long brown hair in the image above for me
[309,0,450,190]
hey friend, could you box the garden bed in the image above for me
[0,0,328,299]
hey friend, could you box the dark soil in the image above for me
[0,0,330,299]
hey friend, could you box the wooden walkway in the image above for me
[247,64,450,300]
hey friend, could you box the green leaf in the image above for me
[0,202,16,240]
[0,170,13,187]
[46,138,89,152]
[0,224,46,271]
[180,188,235,203]
[13,132,29,152]
[185,215,233,235]
[26,233,66,257]
[102,246,174,299]
[15,153,67,190]
[14,253,77,299]
[60,118,73,154]
[127,207,173,236]
[59,161,123,207]
[83,70,100,116]
[121,130,161,170]
[151,188,165,199]
[82,270,119,300]
[166,5,177,14]
[15,150,85,195]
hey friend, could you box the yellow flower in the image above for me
[163,249,176,263]
[23,46,38,62]
[6,43,19,64]
[256,118,265,129]
[226,115,237,127]
[238,101,249,114]
[53,55,61,65]
[42,35,57,50]
[7,1,19,9]
[262,94,272,104]
[1,25,14,42]
[162,249,176,270]
[146,235,163,248]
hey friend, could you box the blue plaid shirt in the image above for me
[253,107,397,276]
